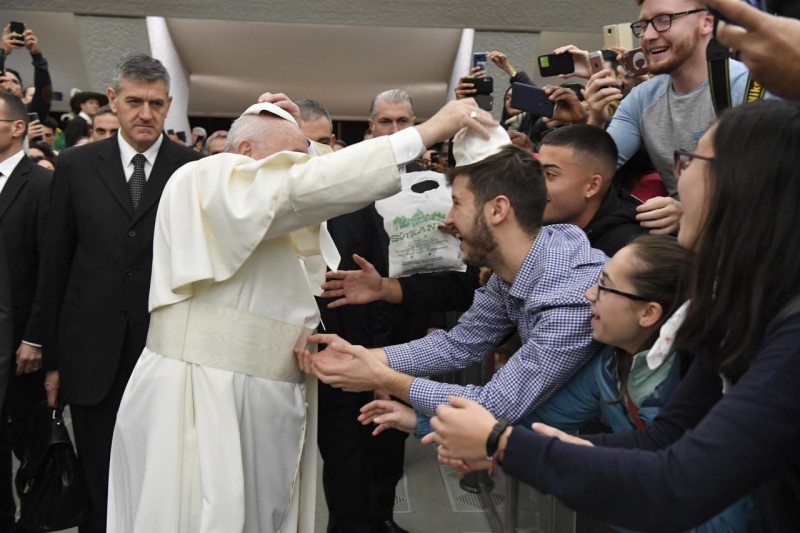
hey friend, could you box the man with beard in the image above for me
[583,0,763,235]
[298,143,607,428]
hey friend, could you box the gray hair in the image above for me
[224,114,267,153]
[369,89,414,119]
[295,98,332,129]
[92,104,116,125]
[111,53,170,94]
[204,129,228,153]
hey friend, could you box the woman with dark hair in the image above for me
[427,99,800,531]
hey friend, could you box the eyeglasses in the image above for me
[630,9,707,38]
[0,118,19,122]
[673,148,715,178]
[595,282,649,302]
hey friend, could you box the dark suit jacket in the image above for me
[41,136,200,405]
[0,156,52,348]
[0,236,13,414]
[63,115,90,147]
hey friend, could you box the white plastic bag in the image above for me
[375,171,466,277]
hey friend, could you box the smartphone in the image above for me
[472,52,488,71]
[621,48,649,78]
[603,23,635,50]
[176,131,187,143]
[538,53,575,77]
[588,51,605,75]
[463,77,493,95]
[510,82,554,119]
[474,94,493,112]
[9,21,25,46]
[28,112,42,142]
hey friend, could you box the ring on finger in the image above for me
[469,111,478,120]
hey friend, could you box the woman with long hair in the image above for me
[428,99,800,531]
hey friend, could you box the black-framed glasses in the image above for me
[673,148,715,178]
[596,282,649,302]
[630,9,707,38]
[0,118,19,122]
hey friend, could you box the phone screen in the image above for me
[472,52,488,71]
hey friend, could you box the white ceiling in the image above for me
[1,9,463,120]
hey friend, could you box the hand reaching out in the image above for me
[488,51,516,77]
[359,398,418,436]
[322,254,385,307]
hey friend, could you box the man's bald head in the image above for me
[225,111,308,160]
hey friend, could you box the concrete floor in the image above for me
[39,411,573,533]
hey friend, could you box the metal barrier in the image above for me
[441,336,577,533]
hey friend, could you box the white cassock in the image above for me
[107,131,419,533]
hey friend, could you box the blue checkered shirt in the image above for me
[385,224,607,422]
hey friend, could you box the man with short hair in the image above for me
[539,124,643,256]
[295,98,336,147]
[305,144,606,430]
[106,93,493,533]
[40,52,200,532]
[297,97,400,533]
[369,89,415,137]
[89,105,120,142]
[0,90,51,531]
[584,0,765,234]
[204,129,228,155]
[332,88,427,533]
[37,116,57,148]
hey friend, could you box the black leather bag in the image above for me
[15,402,89,531]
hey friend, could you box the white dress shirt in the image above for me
[117,131,164,182]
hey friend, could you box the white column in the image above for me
[146,16,191,140]
[448,29,474,103]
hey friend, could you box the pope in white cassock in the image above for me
[107,94,495,533]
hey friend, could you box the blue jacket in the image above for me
[518,346,755,533]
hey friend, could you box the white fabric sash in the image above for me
[147,299,308,383]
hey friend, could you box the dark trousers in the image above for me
[318,383,407,533]
[69,332,139,533]
[0,367,46,532]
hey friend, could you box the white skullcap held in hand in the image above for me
[241,102,298,127]
[452,125,512,167]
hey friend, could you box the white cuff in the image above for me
[387,127,425,166]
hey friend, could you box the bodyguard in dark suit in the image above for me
[0,91,51,530]
[0,238,12,408]
[40,53,199,533]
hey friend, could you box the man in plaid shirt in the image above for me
[301,144,606,423]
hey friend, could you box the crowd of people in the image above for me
[1,0,800,531]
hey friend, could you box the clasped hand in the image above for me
[294,333,388,392]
